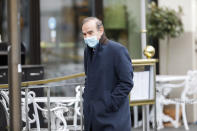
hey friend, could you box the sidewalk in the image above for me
[133,124,197,131]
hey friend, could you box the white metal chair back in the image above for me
[181,70,197,100]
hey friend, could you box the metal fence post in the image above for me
[7,0,21,130]
[143,105,146,131]
[80,85,83,131]
[25,87,29,131]
[153,103,157,131]
[47,87,51,131]
[146,105,150,131]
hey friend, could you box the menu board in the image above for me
[130,65,155,102]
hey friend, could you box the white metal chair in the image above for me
[156,70,197,130]
[0,85,84,131]
[21,91,41,131]
[0,90,9,128]
[0,90,41,131]
[31,85,84,131]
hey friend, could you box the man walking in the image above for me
[82,17,134,131]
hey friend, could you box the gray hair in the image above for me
[82,17,104,30]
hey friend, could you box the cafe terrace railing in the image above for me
[0,73,85,131]
[0,59,157,131]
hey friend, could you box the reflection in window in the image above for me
[40,0,90,78]
[40,0,91,96]
[103,0,149,59]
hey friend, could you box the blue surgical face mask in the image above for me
[84,36,99,48]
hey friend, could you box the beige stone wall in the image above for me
[159,32,195,75]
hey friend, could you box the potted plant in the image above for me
[147,2,184,74]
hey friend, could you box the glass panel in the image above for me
[40,0,90,78]
[103,0,149,59]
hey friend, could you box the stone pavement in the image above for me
[29,123,197,131]
[133,124,197,131]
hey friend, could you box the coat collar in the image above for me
[99,33,108,45]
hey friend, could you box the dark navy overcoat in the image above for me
[83,39,134,131]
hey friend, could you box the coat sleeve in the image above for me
[108,46,133,112]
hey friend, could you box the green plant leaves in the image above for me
[147,2,184,40]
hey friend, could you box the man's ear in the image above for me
[99,26,104,36]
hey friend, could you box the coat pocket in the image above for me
[104,91,114,113]
[93,100,106,118]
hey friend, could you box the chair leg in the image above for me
[74,101,79,130]
[54,109,68,131]
[156,102,164,130]
[51,112,56,130]
[175,104,180,128]
[33,102,40,131]
[181,103,189,130]
[149,105,155,128]
[133,106,139,128]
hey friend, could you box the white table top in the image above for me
[156,75,186,83]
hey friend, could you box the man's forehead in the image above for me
[82,20,97,31]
